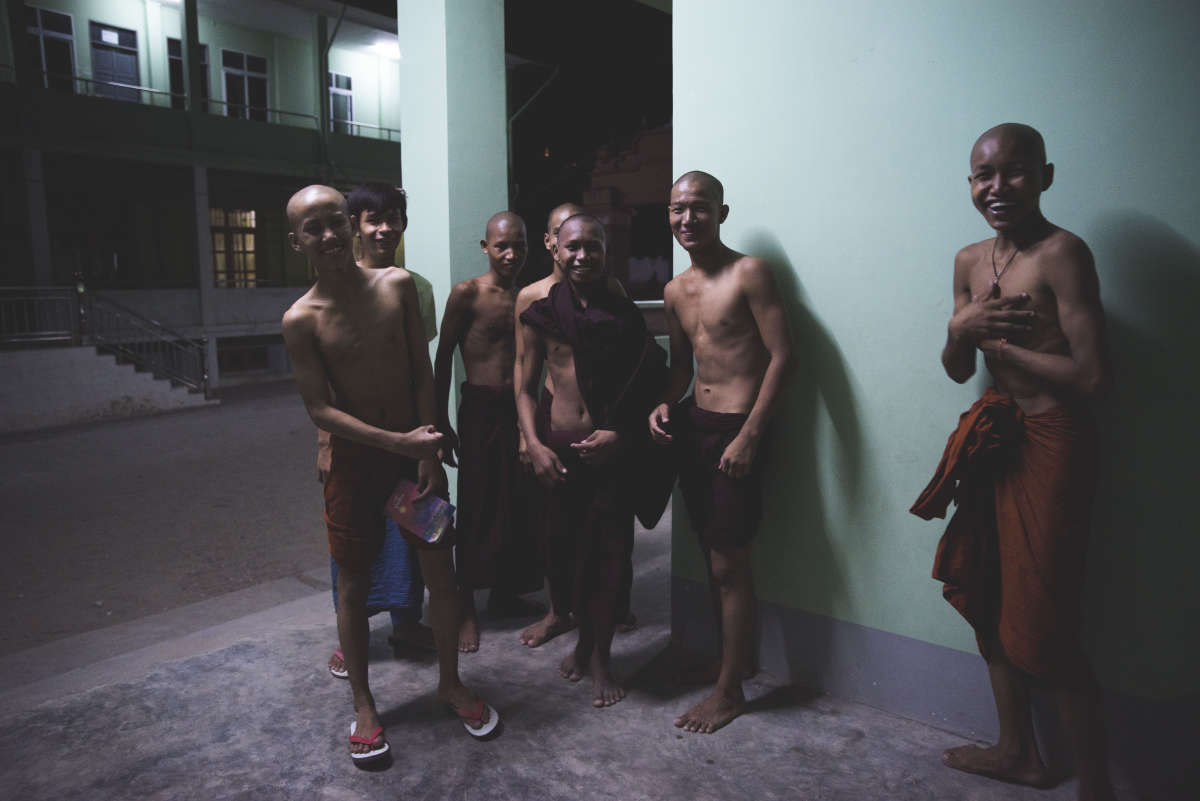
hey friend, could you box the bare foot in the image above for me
[591,667,625,707]
[559,652,586,682]
[674,688,745,734]
[439,684,491,733]
[942,744,1053,788]
[388,621,436,652]
[519,612,574,647]
[458,613,480,653]
[615,610,638,633]
[488,591,548,618]
[351,706,384,755]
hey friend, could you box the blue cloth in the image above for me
[331,517,425,625]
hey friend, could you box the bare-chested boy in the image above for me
[517,214,666,707]
[323,184,435,681]
[910,124,1115,801]
[434,211,543,653]
[649,171,792,734]
[282,185,498,764]
[513,202,582,648]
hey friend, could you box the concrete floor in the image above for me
[0,387,1101,800]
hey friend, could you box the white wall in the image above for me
[0,348,212,432]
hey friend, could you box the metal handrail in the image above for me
[0,286,78,345]
[331,117,401,141]
[86,292,208,396]
[207,97,318,127]
[38,70,185,107]
[633,299,665,310]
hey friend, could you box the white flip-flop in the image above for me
[450,700,500,738]
[349,721,389,764]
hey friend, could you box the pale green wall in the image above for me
[397,0,508,502]
[673,0,1200,700]
[328,45,401,136]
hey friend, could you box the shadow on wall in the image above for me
[740,229,866,686]
[1085,211,1200,799]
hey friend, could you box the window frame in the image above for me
[25,5,78,92]
[87,21,140,101]
[220,48,269,122]
[209,208,261,289]
[167,37,209,111]
[328,71,354,134]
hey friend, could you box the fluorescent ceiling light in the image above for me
[369,39,402,60]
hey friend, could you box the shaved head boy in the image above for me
[513,202,583,648]
[282,185,498,764]
[649,171,793,734]
[911,124,1115,800]
[434,210,543,653]
[517,214,666,707]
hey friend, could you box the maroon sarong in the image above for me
[455,382,540,593]
[911,388,1097,682]
[324,435,453,572]
[675,395,763,550]
[533,388,634,619]
[541,426,631,628]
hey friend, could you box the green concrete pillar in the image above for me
[396,0,507,500]
[395,0,508,306]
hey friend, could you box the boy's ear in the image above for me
[350,214,360,234]
[719,204,730,224]
[1041,163,1055,192]
[288,231,301,253]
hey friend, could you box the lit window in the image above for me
[210,208,258,288]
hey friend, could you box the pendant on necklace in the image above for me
[990,279,1001,299]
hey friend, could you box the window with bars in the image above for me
[25,6,76,93]
[328,72,353,134]
[167,38,209,111]
[221,49,267,122]
[210,208,258,288]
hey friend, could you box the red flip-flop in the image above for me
[349,721,389,764]
[448,699,500,738]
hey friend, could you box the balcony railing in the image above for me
[15,69,400,140]
[39,71,184,108]
[207,97,318,129]
[332,118,401,142]
[0,287,79,345]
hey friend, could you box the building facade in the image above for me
[1,0,405,388]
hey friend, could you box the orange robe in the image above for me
[911,388,1097,682]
